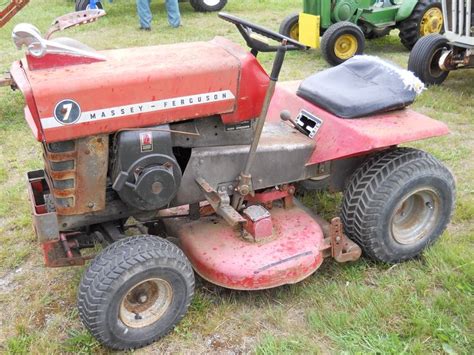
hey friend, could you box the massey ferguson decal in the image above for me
[42,90,235,129]
[140,132,153,153]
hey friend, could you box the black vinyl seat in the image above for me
[296,56,422,119]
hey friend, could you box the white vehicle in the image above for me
[409,0,473,84]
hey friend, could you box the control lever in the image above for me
[280,110,307,135]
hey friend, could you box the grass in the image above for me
[0,0,473,353]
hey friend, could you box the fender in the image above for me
[267,81,449,165]
[395,0,419,22]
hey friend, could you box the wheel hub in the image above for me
[334,34,358,59]
[391,188,441,245]
[290,23,299,40]
[420,8,443,36]
[120,278,173,328]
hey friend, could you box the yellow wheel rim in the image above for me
[420,7,443,36]
[334,34,358,60]
[289,22,299,40]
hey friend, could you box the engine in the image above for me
[111,125,182,211]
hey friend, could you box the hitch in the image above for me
[321,217,362,263]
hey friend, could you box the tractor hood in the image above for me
[11,36,270,142]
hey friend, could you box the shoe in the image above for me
[139,26,151,31]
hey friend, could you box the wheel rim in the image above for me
[289,22,299,40]
[334,34,358,60]
[203,0,221,5]
[390,188,441,245]
[428,45,447,78]
[119,278,173,328]
[420,8,443,36]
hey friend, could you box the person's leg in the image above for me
[136,0,152,29]
[165,0,181,28]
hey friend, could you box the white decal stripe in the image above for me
[41,90,235,129]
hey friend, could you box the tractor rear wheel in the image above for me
[398,0,443,50]
[408,34,450,85]
[341,148,455,264]
[279,13,300,40]
[75,0,103,11]
[320,22,365,66]
[190,0,227,12]
[77,236,195,350]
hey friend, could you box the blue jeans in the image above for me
[136,0,181,28]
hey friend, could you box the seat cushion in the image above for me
[297,56,424,119]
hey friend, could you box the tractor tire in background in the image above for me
[398,0,443,50]
[341,148,455,264]
[408,34,450,85]
[75,0,103,11]
[77,236,195,350]
[320,22,365,66]
[190,0,227,12]
[279,13,300,40]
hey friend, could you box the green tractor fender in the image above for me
[395,0,419,22]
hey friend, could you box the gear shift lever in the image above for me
[280,110,307,135]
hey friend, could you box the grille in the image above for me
[442,0,473,38]
[43,135,109,216]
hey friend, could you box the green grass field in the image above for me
[0,0,473,353]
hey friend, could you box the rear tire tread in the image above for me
[341,148,455,263]
[398,0,442,50]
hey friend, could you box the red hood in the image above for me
[11,37,270,142]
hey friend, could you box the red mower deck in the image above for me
[164,203,325,290]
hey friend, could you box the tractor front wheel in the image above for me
[190,0,227,12]
[75,0,103,11]
[398,0,443,50]
[408,34,450,85]
[320,22,365,66]
[341,148,455,263]
[279,13,300,40]
[77,236,195,350]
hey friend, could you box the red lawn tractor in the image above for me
[6,10,455,350]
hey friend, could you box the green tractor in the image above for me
[280,0,444,65]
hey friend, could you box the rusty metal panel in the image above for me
[43,135,108,215]
[26,170,59,242]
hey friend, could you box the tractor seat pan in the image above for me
[297,56,424,119]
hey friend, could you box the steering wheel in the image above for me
[218,12,308,53]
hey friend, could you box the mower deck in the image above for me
[163,203,325,290]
